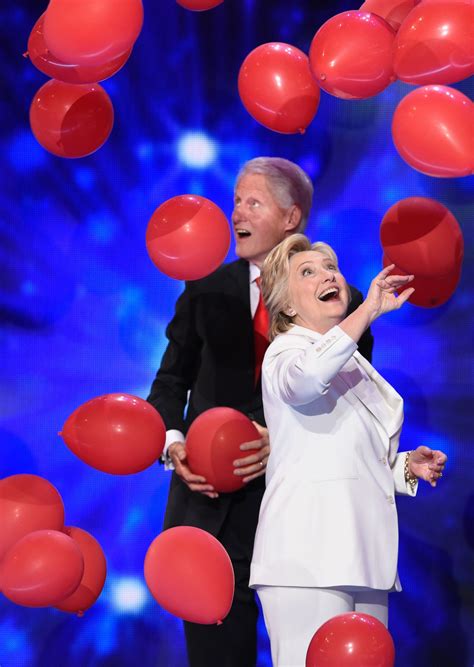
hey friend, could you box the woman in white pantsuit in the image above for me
[249,234,447,667]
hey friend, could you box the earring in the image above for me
[286,308,296,317]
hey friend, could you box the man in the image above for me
[147,157,373,667]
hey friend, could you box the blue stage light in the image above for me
[110,576,149,614]
[177,132,217,169]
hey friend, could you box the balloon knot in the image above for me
[77,610,84,618]
[23,51,29,59]
[216,620,223,626]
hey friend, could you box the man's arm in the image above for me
[147,283,200,431]
[348,285,374,363]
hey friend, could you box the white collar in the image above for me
[249,262,261,284]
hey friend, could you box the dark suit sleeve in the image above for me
[147,282,201,432]
[348,285,374,363]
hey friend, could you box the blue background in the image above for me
[0,1,473,665]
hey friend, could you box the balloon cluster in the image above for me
[27,0,144,158]
[306,612,395,667]
[237,0,474,178]
[0,475,106,614]
[380,197,464,307]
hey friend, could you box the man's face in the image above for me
[232,173,299,267]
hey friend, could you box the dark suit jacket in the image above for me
[148,258,374,537]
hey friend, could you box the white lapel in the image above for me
[342,352,404,439]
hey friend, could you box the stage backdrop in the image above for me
[1,1,473,666]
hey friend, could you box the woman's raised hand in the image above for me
[364,264,414,319]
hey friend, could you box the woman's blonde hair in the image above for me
[261,234,339,341]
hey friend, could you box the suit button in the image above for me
[381,457,387,466]
[387,495,395,504]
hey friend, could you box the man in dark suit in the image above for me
[147,157,373,667]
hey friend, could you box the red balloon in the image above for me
[238,42,320,134]
[306,612,395,667]
[144,527,234,624]
[0,474,65,561]
[177,0,223,9]
[43,0,143,67]
[380,197,464,276]
[55,527,107,615]
[0,530,84,607]
[60,393,165,475]
[383,252,461,307]
[146,195,231,280]
[393,2,474,85]
[392,85,474,177]
[359,0,420,31]
[185,408,260,493]
[27,14,131,84]
[30,79,114,159]
[309,12,396,100]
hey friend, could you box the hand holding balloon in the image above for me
[168,441,219,499]
[233,422,270,483]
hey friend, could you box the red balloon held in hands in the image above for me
[43,0,143,68]
[144,526,234,624]
[185,407,261,493]
[146,195,231,280]
[238,42,320,134]
[0,474,65,561]
[382,252,461,307]
[177,0,223,9]
[309,11,396,100]
[27,14,132,84]
[393,1,474,86]
[60,393,166,474]
[30,79,114,159]
[359,0,420,31]
[0,530,84,608]
[55,526,107,615]
[392,85,474,177]
[306,612,395,667]
[380,197,464,277]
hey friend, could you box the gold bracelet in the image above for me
[404,451,417,491]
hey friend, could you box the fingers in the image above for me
[242,468,266,484]
[239,438,264,452]
[234,444,270,470]
[170,446,218,497]
[394,287,415,306]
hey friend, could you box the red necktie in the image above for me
[253,276,270,385]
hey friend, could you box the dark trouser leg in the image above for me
[183,482,264,667]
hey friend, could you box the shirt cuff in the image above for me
[162,429,185,471]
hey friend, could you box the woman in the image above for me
[249,234,447,666]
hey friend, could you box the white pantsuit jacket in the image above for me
[250,324,417,592]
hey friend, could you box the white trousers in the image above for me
[256,586,389,667]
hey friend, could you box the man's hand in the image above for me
[408,445,447,488]
[233,422,270,484]
[168,441,218,498]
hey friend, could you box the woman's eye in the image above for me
[302,268,313,276]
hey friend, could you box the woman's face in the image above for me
[287,250,350,334]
